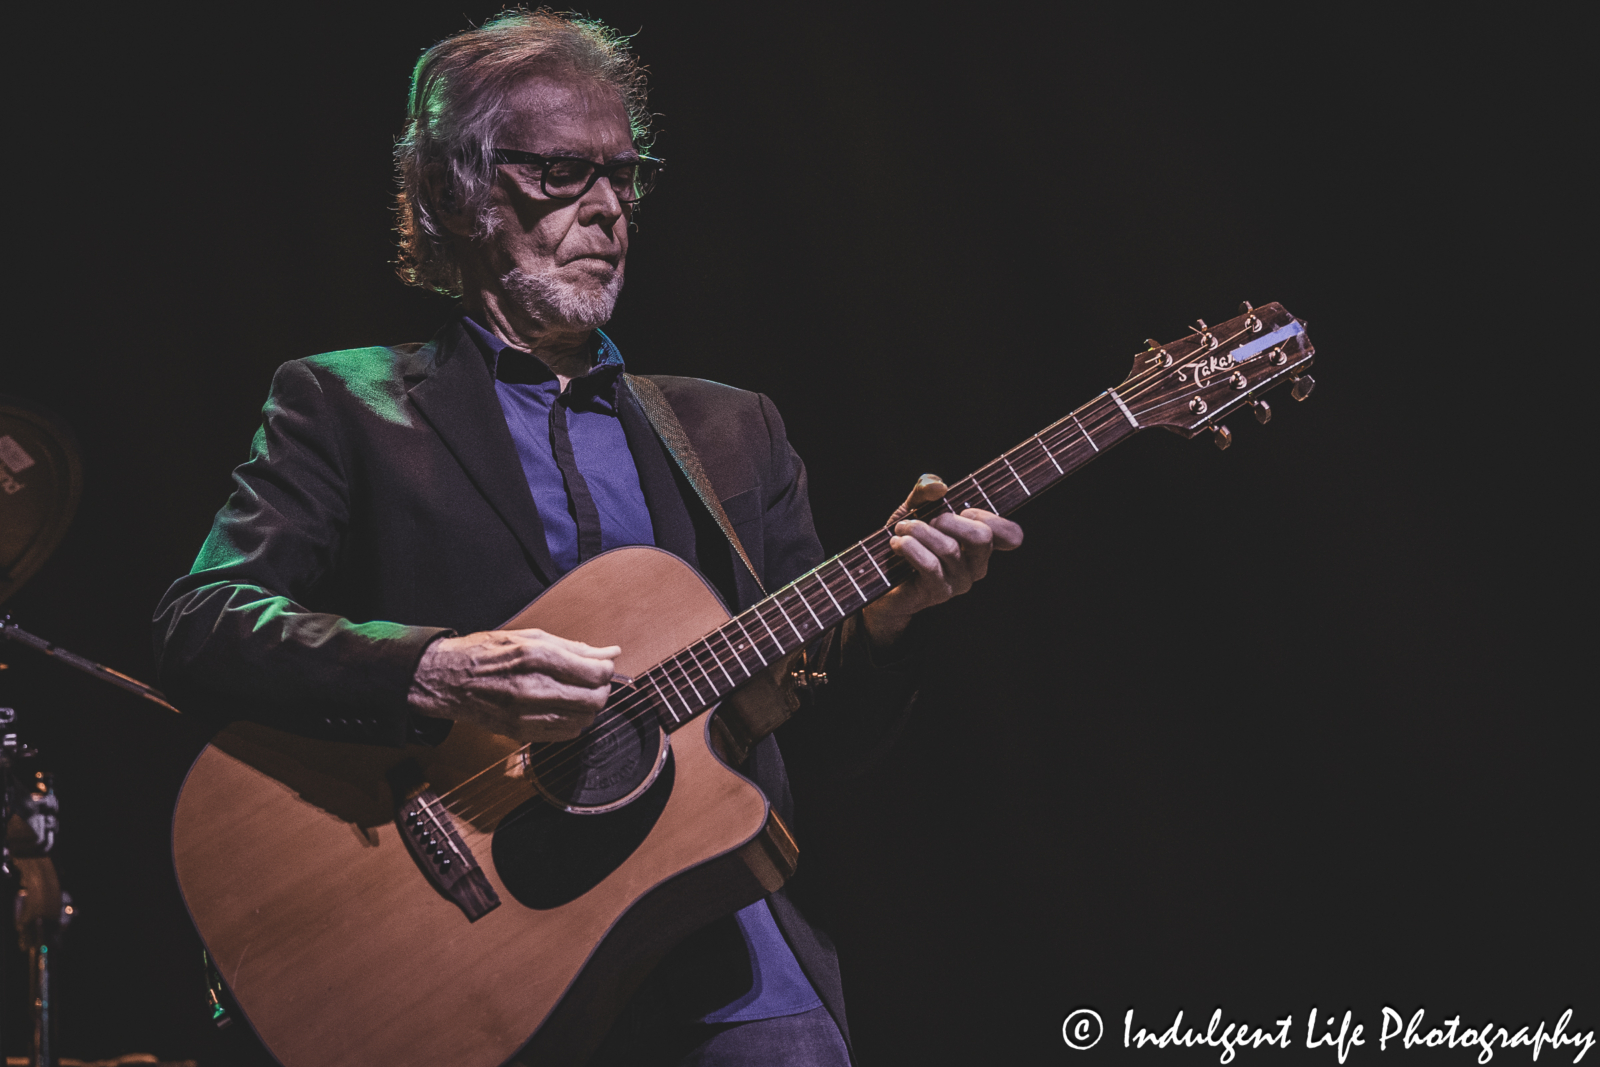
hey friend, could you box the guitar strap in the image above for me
[623,373,767,596]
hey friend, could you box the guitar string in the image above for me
[916,318,1260,516]
[447,559,922,824]
[432,562,888,800]
[433,406,1118,822]
[436,460,1055,822]
[436,553,917,823]
[440,346,1245,823]
[434,333,1248,822]
[466,316,1298,816]
[440,404,1134,822]
[443,399,1171,824]
[434,319,1292,820]
[432,562,896,818]
[433,484,995,816]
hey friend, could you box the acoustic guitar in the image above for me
[172,301,1315,1066]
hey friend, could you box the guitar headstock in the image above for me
[1115,302,1315,446]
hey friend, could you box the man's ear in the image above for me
[424,166,477,237]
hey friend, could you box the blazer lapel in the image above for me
[407,319,559,586]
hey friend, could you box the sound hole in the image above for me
[492,750,674,910]
[523,698,666,811]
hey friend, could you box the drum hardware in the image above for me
[1,397,179,1064]
[4,705,71,1067]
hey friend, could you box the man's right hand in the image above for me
[407,629,620,742]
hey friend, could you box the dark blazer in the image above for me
[153,317,919,1057]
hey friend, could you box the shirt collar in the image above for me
[460,312,626,412]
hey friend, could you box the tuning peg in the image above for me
[1145,338,1161,350]
[1193,318,1209,332]
[1210,424,1233,450]
[1251,399,1272,424]
[1291,375,1315,401]
[1238,300,1253,314]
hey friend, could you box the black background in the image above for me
[3,4,1591,1064]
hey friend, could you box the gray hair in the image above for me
[394,8,654,295]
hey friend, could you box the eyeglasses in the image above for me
[489,149,663,203]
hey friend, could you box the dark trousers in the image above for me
[587,1005,851,1067]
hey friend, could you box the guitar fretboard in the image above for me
[627,389,1142,733]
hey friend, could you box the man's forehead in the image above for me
[499,72,633,155]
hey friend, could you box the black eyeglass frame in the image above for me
[489,149,663,202]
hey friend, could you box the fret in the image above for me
[1039,422,1076,465]
[1041,428,1086,478]
[771,596,807,643]
[659,666,692,716]
[1035,432,1063,474]
[840,556,867,601]
[685,647,719,697]
[1088,397,1141,455]
[987,463,1024,509]
[750,604,783,657]
[646,676,677,723]
[792,580,825,630]
[865,542,891,586]
[647,688,676,731]
[1071,413,1098,452]
[971,478,996,512]
[846,542,890,592]
[650,673,685,722]
[732,614,768,667]
[814,568,846,616]
[671,653,706,705]
[1020,438,1062,484]
[709,629,741,687]
[1001,454,1029,496]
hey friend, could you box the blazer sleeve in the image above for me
[752,393,929,785]
[151,359,449,746]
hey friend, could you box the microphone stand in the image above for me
[1,617,179,713]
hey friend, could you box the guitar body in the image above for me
[172,547,787,1067]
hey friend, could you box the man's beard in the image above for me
[501,265,624,331]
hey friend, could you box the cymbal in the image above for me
[0,397,83,606]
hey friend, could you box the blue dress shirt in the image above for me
[462,315,823,1023]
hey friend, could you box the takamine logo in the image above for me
[1177,348,1260,387]
[1143,341,1261,390]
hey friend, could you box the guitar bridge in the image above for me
[394,781,500,922]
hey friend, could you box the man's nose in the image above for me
[577,174,626,224]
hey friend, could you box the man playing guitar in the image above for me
[155,11,1020,1065]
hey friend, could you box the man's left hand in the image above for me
[860,474,1024,648]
